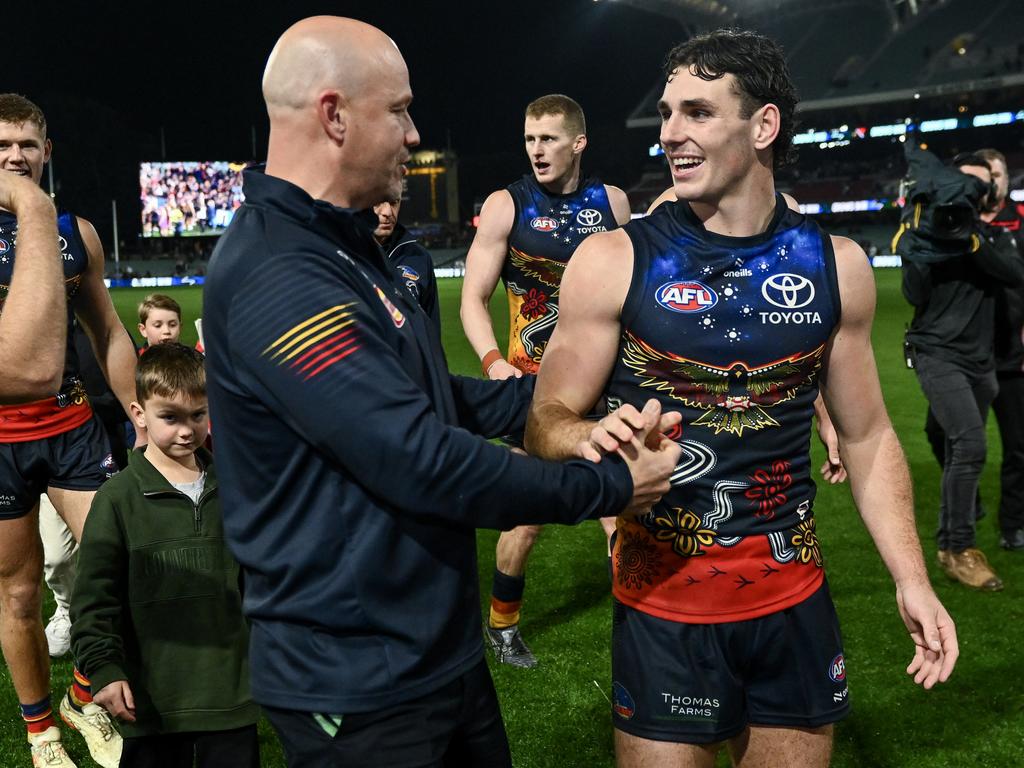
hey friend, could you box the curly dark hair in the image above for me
[664,29,798,170]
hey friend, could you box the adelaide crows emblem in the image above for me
[508,247,567,290]
[621,332,825,436]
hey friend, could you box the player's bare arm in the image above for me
[0,172,64,401]
[814,393,847,484]
[820,235,957,689]
[72,217,139,421]
[460,189,521,379]
[606,185,632,227]
[525,230,681,496]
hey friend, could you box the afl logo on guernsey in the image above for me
[530,216,559,232]
[656,281,718,313]
[0,239,9,258]
[828,654,846,682]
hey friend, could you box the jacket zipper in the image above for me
[142,487,214,534]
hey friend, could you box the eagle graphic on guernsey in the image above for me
[620,332,825,436]
[504,247,569,370]
[507,247,567,289]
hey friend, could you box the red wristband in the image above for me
[481,348,504,375]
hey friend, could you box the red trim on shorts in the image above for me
[0,397,93,443]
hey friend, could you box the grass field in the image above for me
[3,270,1022,767]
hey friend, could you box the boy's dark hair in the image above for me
[136,343,205,404]
[525,94,586,137]
[0,93,47,136]
[138,293,182,324]
[664,28,798,170]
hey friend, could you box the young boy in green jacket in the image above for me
[70,343,259,766]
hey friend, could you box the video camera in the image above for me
[893,143,990,263]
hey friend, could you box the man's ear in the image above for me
[318,91,348,143]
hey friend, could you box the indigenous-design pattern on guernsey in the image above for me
[0,210,93,441]
[501,174,617,373]
[606,195,841,623]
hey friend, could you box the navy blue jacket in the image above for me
[203,169,632,714]
[380,223,440,332]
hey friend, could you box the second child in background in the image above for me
[136,294,182,350]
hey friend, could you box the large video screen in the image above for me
[140,161,247,237]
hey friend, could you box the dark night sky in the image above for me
[6,1,689,245]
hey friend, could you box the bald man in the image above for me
[0,169,65,402]
[202,17,679,767]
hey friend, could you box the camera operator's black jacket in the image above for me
[903,224,1024,368]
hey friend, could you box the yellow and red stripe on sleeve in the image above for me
[262,303,361,381]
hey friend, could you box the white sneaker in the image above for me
[44,606,72,658]
[28,726,77,767]
[59,694,121,768]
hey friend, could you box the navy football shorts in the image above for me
[0,416,115,519]
[611,579,850,744]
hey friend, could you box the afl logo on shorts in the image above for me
[612,682,635,720]
[656,281,718,313]
[828,654,846,683]
[530,216,559,232]
[399,266,420,282]
[100,454,117,478]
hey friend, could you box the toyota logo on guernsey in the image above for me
[828,654,846,683]
[530,216,559,232]
[762,273,815,309]
[759,273,821,325]
[656,281,718,313]
[575,208,607,234]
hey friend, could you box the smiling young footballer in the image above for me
[525,29,958,767]
[460,94,631,667]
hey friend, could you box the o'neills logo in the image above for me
[530,216,558,232]
[656,280,718,313]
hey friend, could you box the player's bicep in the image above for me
[462,191,513,303]
[820,237,887,442]
[533,231,632,416]
[72,218,121,341]
[607,185,632,226]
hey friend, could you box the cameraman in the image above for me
[979,149,1024,551]
[903,152,1024,591]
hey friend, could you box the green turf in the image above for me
[2,271,1020,766]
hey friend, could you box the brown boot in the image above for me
[938,548,1004,591]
